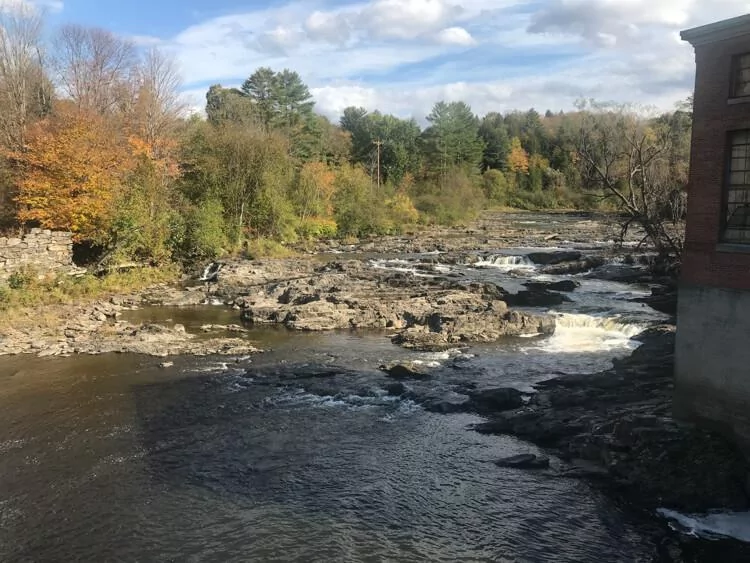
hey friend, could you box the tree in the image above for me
[340,108,422,186]
[421,101,484,177]
[178,120,295,244]
[11,103,133,241]
[0,3,49,150]
[507,137,529,174]
[241,67,314,132]
[206,84,256,126]
[479,112,510,171]
[575,101,686,258]
[52,25,136,115]
[241,67,277,131]
[0,3,51,227]
[130,47,184,155]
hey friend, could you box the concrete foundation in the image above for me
[675,284,750,448]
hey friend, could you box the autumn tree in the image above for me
[52,25,136,115]
[507,137,529,174]
[12,103,133,241]
[576,101,687,257]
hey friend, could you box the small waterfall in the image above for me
[199,262,223,282]
[538,313,646,353]
[475,254,536,270]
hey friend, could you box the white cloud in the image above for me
[359,0,463,40]
[154,0,750,122]
[435,26,476,46]
[304,10,351,44]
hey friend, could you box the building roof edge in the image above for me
[682,14,750,46]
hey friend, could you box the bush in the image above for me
[412,168,485,225]
[333,165,389,236]
[181,199,227,264]
[296,217,338,240]
[385,192,420,229]
[245,237,295,259]
[7,266,38,290]
[482,169,509,204]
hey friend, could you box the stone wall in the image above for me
[0,228,74,281]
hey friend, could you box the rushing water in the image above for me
[1,242,682,562]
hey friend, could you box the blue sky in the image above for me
[32,0,750,119]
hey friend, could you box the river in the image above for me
[1,233,681,562]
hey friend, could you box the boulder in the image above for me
[469,387,525,412]
[523,280,580,293]
[379,361,433,379]
[503,290,571,307]
[527,251,582,265]
[495,453,550,469]
[383,382,407,396]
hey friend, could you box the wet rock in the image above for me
[379,362,433,379]
[504,290,571,307]
[495,454,550,469]
[632,288,677,316]
[586,264,652,283]
[383,382,407,396]
[523,280,580,293]
[541,256,606,276]
[475,328,750,513]
[422,393,471,414]
[527,251,582,265]
[159,361,174,369]
[469,387,525,412]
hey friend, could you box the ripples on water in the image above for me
[0,239,675,562]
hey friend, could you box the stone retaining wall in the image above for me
[0,228,74,281]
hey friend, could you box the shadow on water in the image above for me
[125,361,662,562]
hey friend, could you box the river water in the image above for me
[0,239,679,562]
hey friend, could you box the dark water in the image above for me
[0,346,660,563]
[1,243,676,562]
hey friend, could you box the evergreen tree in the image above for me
[421,101,484,176]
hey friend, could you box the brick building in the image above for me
[677,14,750,446]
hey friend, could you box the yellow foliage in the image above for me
[11,104,134,241]
[386,191,419,226]
[508,137,530,174]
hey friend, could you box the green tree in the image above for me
[479,112,510,171]
[421,101,484,177]
[205,85,255,126]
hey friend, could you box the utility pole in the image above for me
[373,138,382,190]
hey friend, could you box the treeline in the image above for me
[0,8,693,267]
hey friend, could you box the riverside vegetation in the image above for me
[0,9,690,301]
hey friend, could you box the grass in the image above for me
[245,238,296,259]
[0,264,181,330]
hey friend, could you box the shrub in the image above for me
[7,266,38,290]
[245,237,295,259]
[181,199,227,264]
[296,217,338,240]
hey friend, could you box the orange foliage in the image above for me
[507,137,529,175]
[11,104,134,241]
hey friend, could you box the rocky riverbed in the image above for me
[5,210,743,561]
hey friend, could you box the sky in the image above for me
[26,0,750,121]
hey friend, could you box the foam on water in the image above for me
[475,254,536,271]
[657,508,750,543]
[535,313,646,354]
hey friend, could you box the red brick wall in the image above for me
[683,35,750,290]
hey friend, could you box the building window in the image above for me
[732,53,750,98]
[725,130,750,243]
